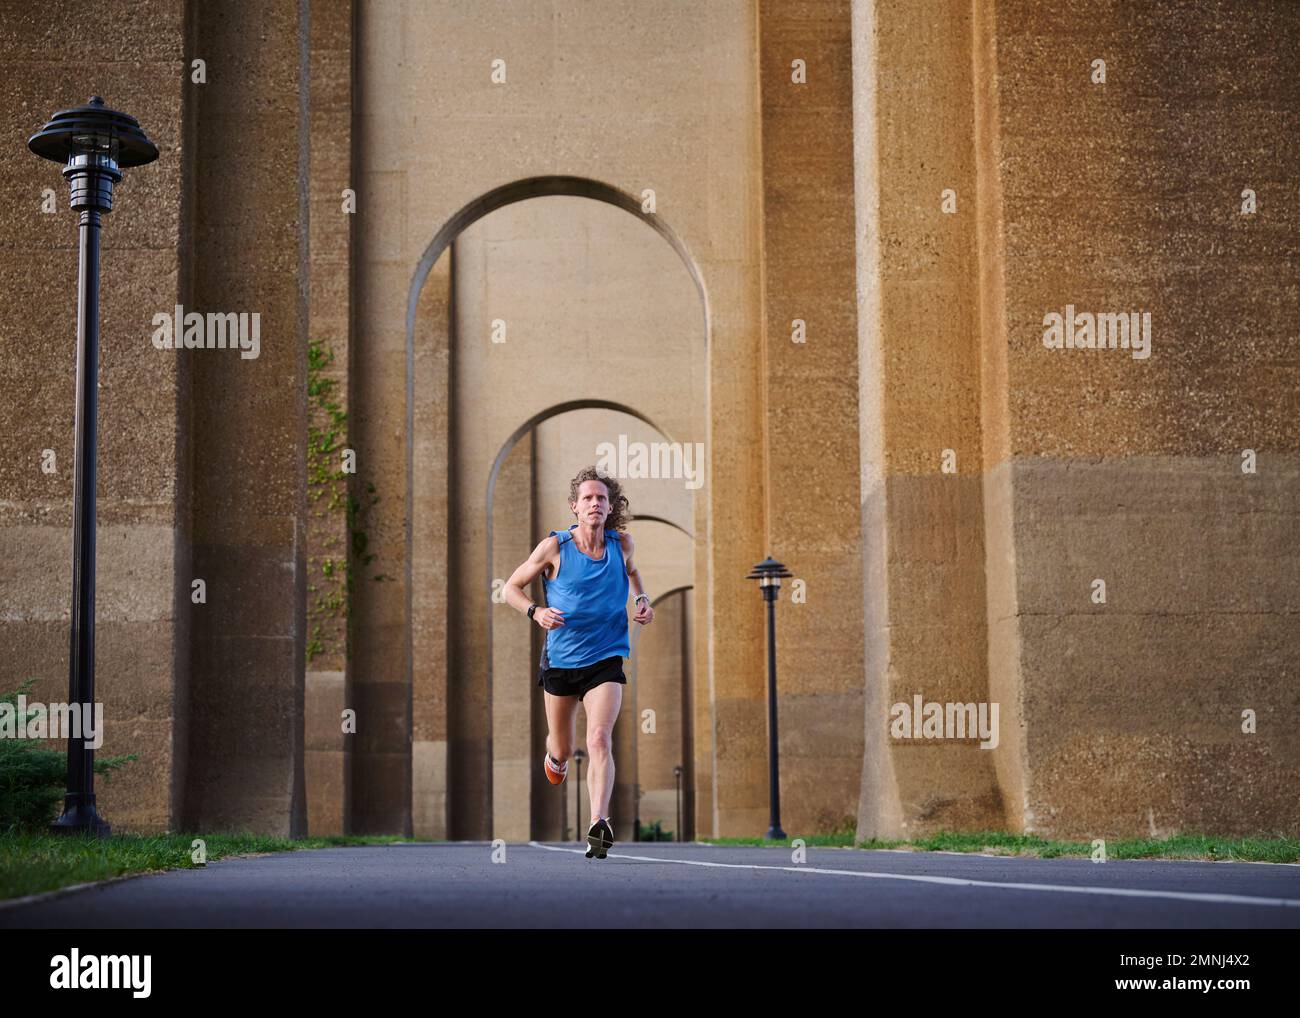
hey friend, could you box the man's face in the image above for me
[572,480,610,525]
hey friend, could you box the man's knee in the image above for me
[587,728,613,755]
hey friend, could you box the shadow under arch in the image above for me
[406,176,709,838]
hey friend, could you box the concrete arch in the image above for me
[648,584,694,610]
[405,176,711,347]
[404,179,710,837]
[405,182,711,810]
[624,516,694,543]
[487,399,676,513]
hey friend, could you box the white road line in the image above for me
[526,842,1300,909]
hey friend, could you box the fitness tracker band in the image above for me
[527,603,538,619]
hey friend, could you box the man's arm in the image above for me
[623,533,653,624]
[504,537,558,615]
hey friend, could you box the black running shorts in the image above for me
[538,654,627,701]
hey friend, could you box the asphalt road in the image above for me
[2,842,1298,929]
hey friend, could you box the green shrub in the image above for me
[0,679,137,834]
[638,820,674,842]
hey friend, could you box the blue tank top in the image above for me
[541,525,631,668]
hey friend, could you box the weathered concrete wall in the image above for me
[975,0,1300,838]
[6,0,1292,847]
[856,0,1298,842]
[758,0,866,836]
[182,0,309,835]
[0,0,190,833]
[304,0,354,838]
[411,251,452,839]
[2,0,313,837]
[852,0,1003,840]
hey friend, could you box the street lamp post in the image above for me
[572,748,587,842]
[746,556,792,841]
[673,764,683,842]
[28,97,157,837]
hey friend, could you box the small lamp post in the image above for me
[673,764,683,842]
[746,556,791,841]
[572,747,587,841]
[28,97,158,837]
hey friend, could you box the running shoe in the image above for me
[543,751,568,785]
[585,817,614,859]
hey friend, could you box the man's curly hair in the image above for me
[568,466,631,533]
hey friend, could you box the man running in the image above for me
[504,466,654,859]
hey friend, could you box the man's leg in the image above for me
[581,680,622,823]
[544,690,578,765]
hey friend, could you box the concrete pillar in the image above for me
[411,251,453,840]
[528,428,563,840]
[305,0,355,837]
[850,0,1004,840]
[346,0,429,839]
[491,427,536,840]
[757,0,866,836]
[183,0,309,835]
[971,0,1300,838]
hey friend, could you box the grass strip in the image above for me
[698,830,1300,863]
[0,831,410,902]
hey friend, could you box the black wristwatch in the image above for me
[527,603,538,619]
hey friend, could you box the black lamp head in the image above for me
[28,96,158,167]
[746,556,792,589]
[28,97,157,212]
